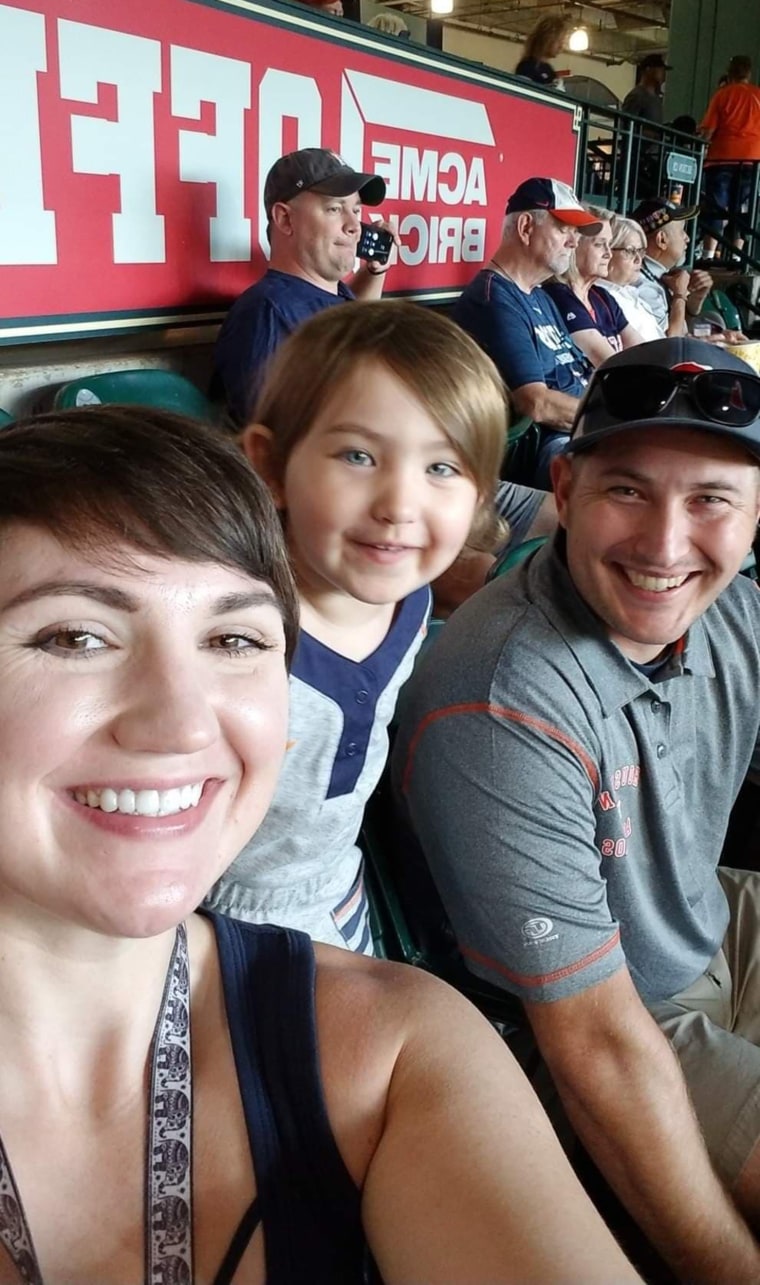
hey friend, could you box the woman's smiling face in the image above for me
[0,523,290,940]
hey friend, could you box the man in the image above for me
[452,176,600,488]
[633,197,714,336]
[213,147,392,424]
[394,337,760,1280]
[622,53,671,125]
[699,55,760,264]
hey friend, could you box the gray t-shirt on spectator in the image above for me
[622,85,664,124]
[393,538,760,1004]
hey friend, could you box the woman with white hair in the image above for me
[598,214,663,341]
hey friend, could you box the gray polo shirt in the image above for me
[393,539,760,1004]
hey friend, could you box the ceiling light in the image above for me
[568,25,589,52]
[430,0,453,13]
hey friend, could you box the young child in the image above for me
[205,300,507,950]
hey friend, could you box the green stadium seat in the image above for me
[53,369,213,421]
[0,409,14,428]
[489,535,549,580]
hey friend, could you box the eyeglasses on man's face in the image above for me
[612,245,645,262]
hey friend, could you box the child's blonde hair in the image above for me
[250,299,508,550]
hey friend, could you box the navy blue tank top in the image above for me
[208,912,368,1283]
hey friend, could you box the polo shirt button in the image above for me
[651,699,661,713]
[346,742,358,757]
[355,689,369,704]
[656,743,666,758]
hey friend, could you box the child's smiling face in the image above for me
[278,359,480,612]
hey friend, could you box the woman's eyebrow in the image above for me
[0,584,281,618]
[0,581,138,615]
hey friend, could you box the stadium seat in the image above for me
[53,369,213,420]
[0,409,14,428]
[489,534,549,580]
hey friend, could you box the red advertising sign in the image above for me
[0,0,581,341]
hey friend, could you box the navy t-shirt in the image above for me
[543,280,629,353]
[213,270,354,424]
[452,270,592,401]
[515,57,557,86]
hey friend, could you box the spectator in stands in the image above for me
[367,10,410,37]
[0,404,641,1285]
[622,53,671,126]
[452,177,599,488]
[514,14,571,89]
[212,148,396,425]
[633,197,714,336]
[394,337,760,1284]
[699,55,760,264]
[599,215,663,341]
[206,300,508,952]
[545,205,644,365]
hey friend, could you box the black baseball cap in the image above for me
[639,53,672,71]
[264,148,385,217]
[567,338,760,461]
[505,177,603,234]
[633,196,700,234]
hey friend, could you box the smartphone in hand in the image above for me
[357,222,395,265]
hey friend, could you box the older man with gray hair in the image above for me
[452,177,600,487]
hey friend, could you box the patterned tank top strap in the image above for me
[208,913,366,1283]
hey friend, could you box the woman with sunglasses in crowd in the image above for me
[0,405,640,1285]
[544,206,645,367]
[596,215,663,342]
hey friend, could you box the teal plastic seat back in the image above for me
[54,369,212,421]
[489,535,549,581]
[704,288,742,333]
[0,409,14,428]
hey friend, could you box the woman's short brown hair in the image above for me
[251,299,509,550]
[0,405,299,663]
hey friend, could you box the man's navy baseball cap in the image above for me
[566,337,760,461]
[505,177,603,234]
[264,148,386,217]
[633,197,700,234]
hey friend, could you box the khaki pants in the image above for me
[648,868,760,1188]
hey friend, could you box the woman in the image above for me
[699,54,760,263]
[514,15,570,89]
[0,405,639,1284]
[544,206,644,366]
[598,214,663,341]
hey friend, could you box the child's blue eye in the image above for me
[340,450,374,467]
[427,462,461,478]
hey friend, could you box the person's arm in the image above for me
[571,326,618,367]
[621,321,644,349]
[350,217,399,301]
[686,267,715,316]
[527,970,760,1283]
[511,381,580,429]
[661,269,691,337]
[358,967,642,1283]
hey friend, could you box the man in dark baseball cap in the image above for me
[263,147,385,218]
[631,196,717,338]
[622,52,672,124]
[213,147,394,424]
[394,333,760,1277]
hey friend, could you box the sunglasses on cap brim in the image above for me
[591,365,760,430]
